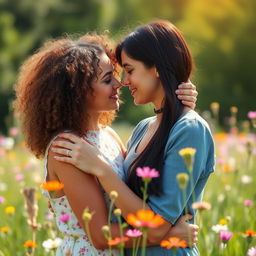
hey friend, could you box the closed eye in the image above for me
[104,78,112,84]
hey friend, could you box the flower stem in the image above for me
[117,215,124,256]
[134,235,141,256]
[84,222,97,256]
[142,181,149,209]
[189,172,196,203]
[141,228,148,256]
[107,200,114,255]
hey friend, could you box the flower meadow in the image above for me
[0,108,256,255]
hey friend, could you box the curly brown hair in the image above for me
[14,34,118,158]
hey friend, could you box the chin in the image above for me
[134,98,147,106]
[108,102,119,111]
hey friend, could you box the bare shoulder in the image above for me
[104,126,126,156]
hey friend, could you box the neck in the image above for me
[153,105,191,123]
[152,97,164,122]
[83,111,101,131]
[182,106,191,114]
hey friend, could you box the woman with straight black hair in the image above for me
[52,20,214,255]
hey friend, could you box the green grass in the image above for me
[0,125,255,255]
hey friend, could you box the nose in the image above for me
[112,78,122,89]
[121,73,130,86]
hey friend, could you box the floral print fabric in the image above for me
[43,128,124,255]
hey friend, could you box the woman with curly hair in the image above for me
[52,20,214,256]
[15,33,198,255]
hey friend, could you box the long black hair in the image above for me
[116,20,193,198]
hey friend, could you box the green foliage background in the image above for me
[0,0,255,132]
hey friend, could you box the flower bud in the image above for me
[114,208,122,216]
[176,173,189,189]
[82,208,93,222]
[109,191,118,201]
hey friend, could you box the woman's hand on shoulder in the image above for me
[175,81,198,110]
[51,132,107,176]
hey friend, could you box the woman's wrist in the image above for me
[93,156,111,178]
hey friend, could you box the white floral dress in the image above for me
[43,128,125,256]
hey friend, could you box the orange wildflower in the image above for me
[230,106,238,114]
[222,164,233,173]
[242,230,256,237]
[41,181,64,191]
[108,237,129,246]
[215,133,227,141]
[24,240,37,248]
[127,209,164,228]
[160,237,187,249]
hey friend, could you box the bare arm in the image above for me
[51,136,198,245]
[48,143,123,249]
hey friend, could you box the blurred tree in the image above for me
[179,0,256,122]
[0,0,255,133]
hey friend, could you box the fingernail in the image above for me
[176,90,179,93]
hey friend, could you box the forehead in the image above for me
[98,53,112,70]
[121,50,141,67]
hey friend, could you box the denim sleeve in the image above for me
[147,118,215,224]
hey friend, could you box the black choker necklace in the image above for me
[153,108,163,114]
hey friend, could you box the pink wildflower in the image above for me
[248,111,256,119]
[220,231,233,243]
[9,127,19,137]
[248,246,256,256]
[59,214,70,223]
[0,196,5,204]
[244,200,254,207]
[15,173,25,181]
[125,229,143,238]
[45,211,54,221]
[217,158,225,165]
[136,167,159,179]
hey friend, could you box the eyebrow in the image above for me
[122,63,132,68]
[101,71,112,80]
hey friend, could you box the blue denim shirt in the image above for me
[124,110,215,256]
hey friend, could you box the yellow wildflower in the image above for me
[179,148,196,157]
[219,218,228,225]
[5,206,15,215]
[179,148,196,172]
[0,226,9,233]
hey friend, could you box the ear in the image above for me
[153,67,160,78]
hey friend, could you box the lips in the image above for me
[110,94,119,100]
